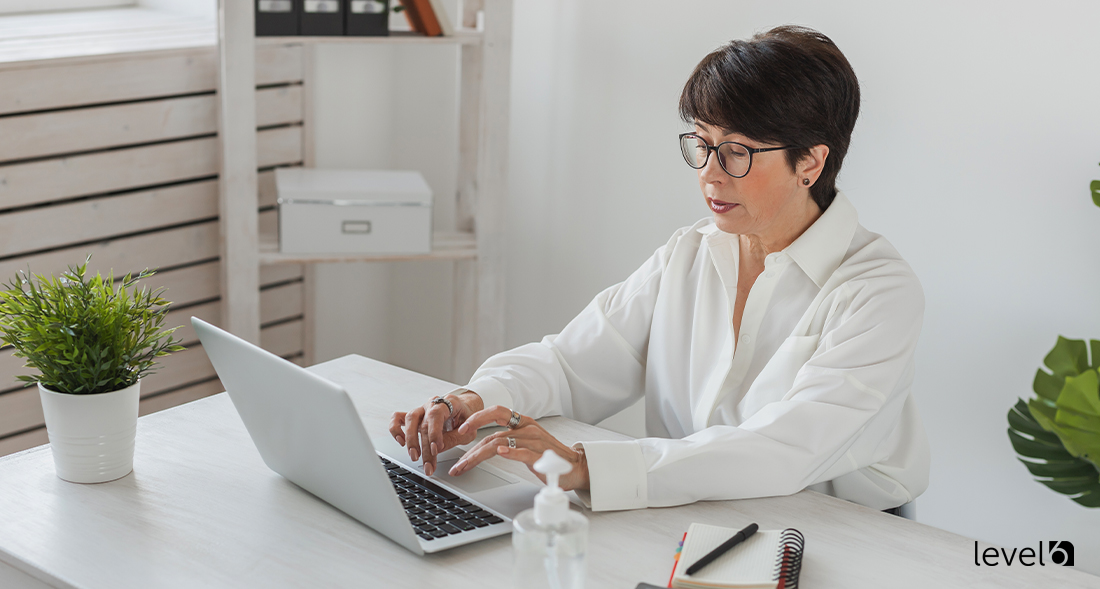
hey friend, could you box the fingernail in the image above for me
[459,424,468,434]
[498,446,509,454]
[430,442,437,456]
[452,460,465,475]
[396,435,405,446]
[425,464,434,476]
[411,449,419,461]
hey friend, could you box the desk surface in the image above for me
[0,354,1095,589]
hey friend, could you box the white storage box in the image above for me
[276,169,433,254]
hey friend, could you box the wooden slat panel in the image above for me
[0,86,302,164]
[0,426,47,458]
[136,261,219,308]
[260,282,303,326]
[165,300,221,347]
[141,344,215,397]
[0,180,217,258]
[257,125,303,168]
[261,263,303,286]
[261,319,303,358]
[0,137,217,211]
[0,44,302,116]
[0,50,217,116]
[256,85,304,128]
[0,388,40,438]
[0,94,214,164]
[259,209,278,241]
[0,127,299,213]
[139,378,223,417]
[258,169,277,208]
[0,222,220,292]
[255,43,304,87]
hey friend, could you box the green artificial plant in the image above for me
[1007,164,1100,507]
[0,257,184,395]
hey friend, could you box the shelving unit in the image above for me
[216,0,512,381]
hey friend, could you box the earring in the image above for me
[802,178,810,186]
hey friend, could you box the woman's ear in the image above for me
[798,144,830,186]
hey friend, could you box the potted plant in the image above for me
[0,258,183,483]
[1006,165,1100,506]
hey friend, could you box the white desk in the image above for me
[0,355,1096,588]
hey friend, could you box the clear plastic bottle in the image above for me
[511,450,589,589]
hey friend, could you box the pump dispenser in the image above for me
[511,450,589,589]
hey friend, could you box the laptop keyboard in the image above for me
[379,455,505,541]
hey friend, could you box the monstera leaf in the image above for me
[1007,336,1100,507]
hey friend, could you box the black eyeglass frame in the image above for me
[678,132,797,178]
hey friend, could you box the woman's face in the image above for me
[693,122,816,240]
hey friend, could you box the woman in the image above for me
[390,26,928,512]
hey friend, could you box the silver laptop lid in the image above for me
[191,317,424,555]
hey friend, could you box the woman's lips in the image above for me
[708,198,738,214]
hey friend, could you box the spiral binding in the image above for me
[772,528,805,589]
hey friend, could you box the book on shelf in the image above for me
[668,523,804,589]
[398,0,452,36]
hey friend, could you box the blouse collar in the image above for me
[695,191,859,288]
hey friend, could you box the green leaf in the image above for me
[1044,336,1089,379]
[1008,394,1100,508]
[1091,179,1100,208]
[1091,340,1100,370]
[1008,429,1069,460]
[1017,457,1096,479]
[1033,369,1064,402]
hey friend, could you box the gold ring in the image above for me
[507,437,517,449]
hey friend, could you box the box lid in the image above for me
[275,169,433,206]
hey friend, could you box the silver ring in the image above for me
[507,409,521,429]
[432,396,454,416]
[507,437,517,449]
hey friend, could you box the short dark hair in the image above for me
[679,26,860,211]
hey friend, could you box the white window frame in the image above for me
[0,0,136,16]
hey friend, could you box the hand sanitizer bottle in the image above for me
[511,450,589,589]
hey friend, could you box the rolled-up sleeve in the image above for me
[464,229,687,425]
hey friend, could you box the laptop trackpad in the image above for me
[427,457,514,494]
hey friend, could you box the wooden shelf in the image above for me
[256,31,482,46]
[258,231,477,264]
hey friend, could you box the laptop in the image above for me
[191,317,541,554]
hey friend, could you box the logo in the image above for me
[973,541,1073,567]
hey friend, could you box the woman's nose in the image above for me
[699,149,726,183]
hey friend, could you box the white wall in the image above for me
[310,0,1100,575]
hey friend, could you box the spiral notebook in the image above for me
[668,523,804,589]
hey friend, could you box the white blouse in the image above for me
[464,192,930,511]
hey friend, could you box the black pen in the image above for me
[685,522,759,576]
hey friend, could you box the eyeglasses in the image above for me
[679,132,796,178]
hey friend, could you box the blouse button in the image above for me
[741,334,751,344]
[765,271,775,278]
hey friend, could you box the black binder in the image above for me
[256,0,299,36]
[301,0,344,36]
[345,0,389,36]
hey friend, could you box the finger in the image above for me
[403,407,424,462]
[496,446,546,482]
[448,434,510,476]
[388,412,408,446]
[456,405,524,436]
[422,402,451,460]
[419,425,436,476]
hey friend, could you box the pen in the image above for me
[685,522,759,576]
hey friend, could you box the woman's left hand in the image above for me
[447,406,590,492]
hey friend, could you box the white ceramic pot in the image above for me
[38,380,140,484]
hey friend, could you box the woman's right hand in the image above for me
[388,390,485,476]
